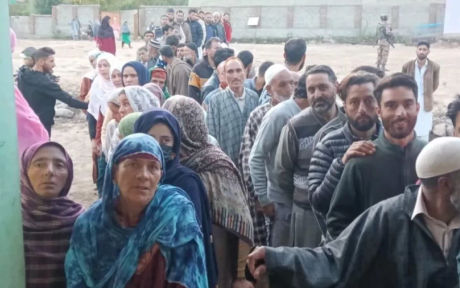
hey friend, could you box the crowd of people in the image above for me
[7,7,460,288]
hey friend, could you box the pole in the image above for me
[0,2,26,288]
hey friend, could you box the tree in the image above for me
[33,0,62,14]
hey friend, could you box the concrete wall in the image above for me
[10,15,53,38]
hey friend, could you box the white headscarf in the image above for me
[123,86,160,111]
[88,53,116,118]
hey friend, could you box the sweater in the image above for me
[327,132,426,239]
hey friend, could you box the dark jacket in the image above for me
[17,67,88,130]
[215,23,226,42]
[188,20,203,48]
[265,185,459,288]
[205,24,217,43]
[327,133,426,239]
[188,56,214,103]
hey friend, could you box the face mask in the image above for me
[160,144,174,163]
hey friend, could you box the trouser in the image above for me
[270,202,292,247]
[86,113,97,139]
[376,40,390,69]
[96,154,107,197]
[289,202,322,247]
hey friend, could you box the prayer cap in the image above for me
[264,64,289,88]
[149,39,161,49]
[21,47,37,58]
[416,137,460,179]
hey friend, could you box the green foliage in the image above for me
[9,2,32,16]
[34,0,63,14]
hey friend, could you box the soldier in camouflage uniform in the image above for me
[376,15,393,71]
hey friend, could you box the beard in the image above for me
[417,54,427,61]
[311,97,335,115]
[349,114,378,132]
[382,116,417,139]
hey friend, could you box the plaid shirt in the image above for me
[206,88,259,163]
[238,103,272,245]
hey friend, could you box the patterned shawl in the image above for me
[65,134,208,288]
[21,142,84,288]
[163,95,254,243]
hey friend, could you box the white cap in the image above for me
[416,137,460,179]
[264,64,288,88]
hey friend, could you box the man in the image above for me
[146,39,161,70]
[160,24,175,44]
[165,35,180,56]
[201,47,235,101]
[154,15,169,40]
[284,38,306,72]
[402,41,440,141]
[166,8,175,25]
[187,9,204,54]
[159,45,191,96]
[188,37,221,103]
[176,9,192,44]
[237,50,254,79]
[249,65,307,246]
[213,12,226,42]
[206,57,259,163]
[143,30,155,48]
[179,42,198,67]
[308,72,381,235]
[327,73,426,239]
[70,17,81,40]
[17,47,88,135]
[202,61,229,111]
[245,61,274,96]
[248,136,460,288]
[205,12,218,43]
[273,65,343,247]
[376,14,393,71]
[223,12,232,43]
[447,95,460,137]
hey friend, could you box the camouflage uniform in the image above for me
[376,21,391,71]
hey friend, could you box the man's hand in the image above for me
[247,246,267,281]
[341,140,376,164]
[262,203,275,218]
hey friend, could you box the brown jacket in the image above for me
[166,57,192,96]
[402,59,440,112]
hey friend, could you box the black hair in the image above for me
[165,35,179,47]
[159,45,175,58]
[446,95,460,127]
[417,41,430,49]
[237,50,254,69]
[176,10,184,14]
[189,8,198,14]
[284,38,307,65]
[374,73,418,105]
[177,43,186,48]
[205,37,221,49]
[213,48,235,67]
[258,61,274,77]
[305,65,337,83]
[185,42,199,56]
[338,72,379,101]
[294,72,308,99]
[32,47,55,62]
[167,8,174,13]
[351,65,385,78]
[162,24,174,34]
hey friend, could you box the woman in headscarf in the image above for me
[121,21,132,48]
[119,112,142,138]
[79,49,100,102]
[134,109,217,288]
[21,142,84,287]
[65,134,208,288]
[150,67,170,99]
[163,95,254,288]
[96,16,116,55]
[143,82,165,105]
[122,61,150,87]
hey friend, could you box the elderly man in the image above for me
[248,64,304,246]
[447,95,460,137]
[248,137,460,288]
[159,45,191,96]
[308,72,381,236]
[274,65,344,247]
[206,57,258,163]
[327,73,426,239]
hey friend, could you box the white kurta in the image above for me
[414,60,432,141]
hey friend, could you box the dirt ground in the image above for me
[11,39,460,207]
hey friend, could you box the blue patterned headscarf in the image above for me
[65,134,208,288]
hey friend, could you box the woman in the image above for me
[150,67,170,99]
[22,142,84,287]
[121,21,132,48]
[119,112,142,138]
[96,16,116,55]
[122,61,150,86]
[134,109,217,288]
[65,134,208,287]
[79,49,100,102]
[143,82,165,105]
[163,96,254,288]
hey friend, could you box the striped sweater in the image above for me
[308,121,381,217]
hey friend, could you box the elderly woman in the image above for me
[163,96,253,288]
[134,109,217,288]
[65,133,208,287]
[21,142,84,287]
[122,61,150,86]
